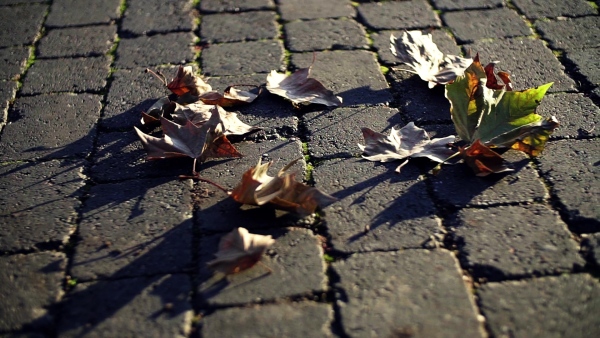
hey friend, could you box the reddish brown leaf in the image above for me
[166,65,212,96]
[198,86,260,107]
[207,227,275,274]
[460,140,513,177]
[484,61,513,91]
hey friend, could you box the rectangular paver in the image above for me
[444,8,531,43]
[45,0,121,27]
[279,0,355,21]
[122,0,195,35]
[0,4,46,48]
[36,26,117,58]
[284,18,369,52]
[201,40,284,76]
[115,33,196,69]
[200,11,278,43]
[357,0,440,30]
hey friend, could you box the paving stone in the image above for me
[121,0,195,35]
[0,252,66,332]
[0,332,46,338]
[430,0,504,10]
[199,0,275,13]
[565,47,600,86]
[0,47,29,80]
[304,106,402,158]
[313,158,442,253]
[45,0,121,27]
[357,0,440,30]
[512,0,596,19]
[201,302,333,337]
[198,228,327,306]
[115,32,195,69]
[537,93,600,139]
[291,50,391,106]
[0,94,101,161]
[581,233,600,266]
[536,16,600,51]
[57,274,192,337]
[0,4,46,48]
[0,159,84,252]
[372,29,461,66]
[465,38,576,92]
[451,204,584,281]
[20,57,110,94]
[0,80,17,125]
[279,0,355,21]
[36,25,116,58]
[200,11,278,43]
[478,274,600,338]
[537,139,600,233]
[431,150,547,207]
[284,18,369,52]
[0,0,47,4]
[443,8,531,43]
[201,40,284,76]
[71,178,193,280]
[333,250,482,338]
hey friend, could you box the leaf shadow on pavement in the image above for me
[336,85,393,106]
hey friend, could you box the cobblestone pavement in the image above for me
[0,0,599,337]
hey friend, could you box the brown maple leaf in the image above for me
[460,140,513,177]
[171,102,260,136]
[207,227,275,275]
[166,65,212,96]
[483,60,513,91]
[197,85,260,107]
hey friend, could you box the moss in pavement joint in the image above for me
[380,65,390,75]
[119,0,128,16]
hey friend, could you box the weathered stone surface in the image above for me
[333,250,482,338]
[37,26,116,58]
[304,106,402,158]
[45,0,121,27]
[20,57,110,94]
[581,233,600,266]
[198,228,327,306]
[0,252,66,331]
[202,303,333,337]
[537,93,600,138]
[201,40,284,76]
[201,11,278,43]
[512,0,596,19]
[313,158,442,253]
[565,47,600,86]
[115,33,195,69]
[444,8,531,43]
[372,29,461,66]
[284,18,368,52]
[122,0,194,35]
[451,204,584,281]
[536,16,600,51]
[358,0,440,30]
[0,81,17,125]
[0,4,46,48]
[279,0,355,21]
[466,38,576,92]
[0,94,101,161]
[478,274,600,338]
[537,139,600,233]
[431,0,504,10]
[291,51,391,106]
[199,0,275,13]
[0,159,84,252]
[58,274,192,337]
[0,47,29,80]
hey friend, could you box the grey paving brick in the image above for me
[431,150,547,207]
[333,250,482,338]
[0,47,29,80]
[304,106,402,158]
[290,50,391,106]
[36,25,116,58]
[71,178,193,280]
[0,4,46,48]
[57,274,192,337]
[45,0,121,27]
[537,139,600,233]
[513,0,596,19]
[444,8,531,43]
[372,29,461,66]
[358,0,440,30]
[452,204,584,281]
[478,274,600,338]
[115,32,195,69]
[0,0,47,4]
[313,158,442,253]
[202,302,333,338]
[0,252,66,332]
[201,40,284,76]
[0,93,101,161]
[565,47,600,86]
[537,93,600,139]
[200,11,278,43]
[20,57,110,94]
[536,16,600,51]
[279,0,355,21]
[0,159,84,252]
[431,0,504,10]
[465,38,576,92]
[199,0,275,13]
[284,18,369,52]
[198,228,327,306]
[0,80,17,125]
[582,233,600,266]
[121,0,195,35]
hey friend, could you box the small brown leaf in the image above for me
[460,140,513,177]
[266,67,342,106]
[484,61,513,91]
[198,86,260,107]
[207,227,275,275]
[167,65,212,96]
[171,103,260,136]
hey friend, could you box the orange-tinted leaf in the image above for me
[510,116,559,156]
[207,227,275,274]
[460,140,513,177]
[484,61,513,91]
[167,65,212,96]
[198,86,260,107]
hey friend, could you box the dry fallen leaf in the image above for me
[484,61,513,91]
[207,227,275,274]
[171,102,260,136]
[266,65,343,106]
[198,86,260,107]
[166,65,212,96]
[460,140,513,177]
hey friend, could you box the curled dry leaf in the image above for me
[390,30,473,88]
[266,67,343,107]
[198,86,260,107]
[230,158,338,215]
[166,65,212,96]
[358,122,456,172]
[460,140,513,177]
[484,61,513,91]
[171,102,260,136]
[207,227,275,275]
[140,96,174,125]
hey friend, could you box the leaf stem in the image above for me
[145,68,167,86]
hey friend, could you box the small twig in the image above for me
[145,68,167,86]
